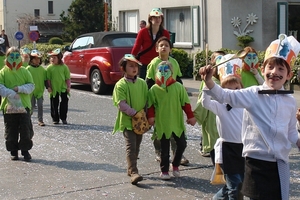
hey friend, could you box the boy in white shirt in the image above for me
[199,34,300,200]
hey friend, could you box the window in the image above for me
[34,9,40,19]
[48,1,53,14]
[166,7,191,43]
[71,36,93,50]
[288,3,300,40]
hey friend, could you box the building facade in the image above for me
[112,0,300,54]
[0,0,72,46]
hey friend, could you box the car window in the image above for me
[111,37,136,47]
[72,36,94,50]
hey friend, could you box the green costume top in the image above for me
[148,82,190,139]
[27,65,47,99]
[0,66,34,111]
[0,55,5,70]
[193,77,220,153]
[112,77,148,134]
[146,56,182,80]
[46,64,70,98]
[241,70,263,88]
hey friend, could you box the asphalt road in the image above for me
[0,83,299,200]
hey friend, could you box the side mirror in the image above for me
[64,46,71,52]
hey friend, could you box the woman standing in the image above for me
[131,8,170,79]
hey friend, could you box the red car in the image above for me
[63,31,137,94]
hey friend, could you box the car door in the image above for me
[65,36,89,79]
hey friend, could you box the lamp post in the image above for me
[104,1,108,31]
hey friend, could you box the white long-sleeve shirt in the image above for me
[204,83,299,163]
[202,91,243,163]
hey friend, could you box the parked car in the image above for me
[63,31,137,94]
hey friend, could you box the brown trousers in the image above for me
[123,129,143,175]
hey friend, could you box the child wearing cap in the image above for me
[0,46,35,161]
[46,48,71,125]
[112,54,148,185]
[21,47,31,67]
[131,8,170,80]
[26,50,47,126]
[202,61,244,199]
[147,61,196,180]
[199,34,300,200]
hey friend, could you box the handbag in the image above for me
[126,81,150,134]
[132,109,150,135]
[210,163,226,185]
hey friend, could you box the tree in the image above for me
[60,0,105,41]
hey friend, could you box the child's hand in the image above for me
[250,68,258,75]
[148,117,155,126]
[13,93,20,99]
[13,86,18,92]
[296,108,300,122]
[47,88,52,93]
[67,88,71,93]
[199,65,214,81]
[186,117,196,126]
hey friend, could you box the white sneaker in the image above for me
[160,172,171,180]
[172,169,180,177]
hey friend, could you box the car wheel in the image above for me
[90,69,107,94]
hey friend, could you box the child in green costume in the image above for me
[112,54,148,185]
[146,36,189,165]
[148,61,196,180]
[0,46,35,161]
[193,50,225,165]
[46,48,71,124]
[27,50,47,126]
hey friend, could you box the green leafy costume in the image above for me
[112,78,148,134]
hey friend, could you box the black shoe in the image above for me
[62,120,67,124]
[21,151,32,161]
[10,151,19,160]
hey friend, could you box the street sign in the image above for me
[29,31,39,41]
[14,31,24,41]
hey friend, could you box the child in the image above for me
[112,54,148,185]
[202,73,244,200]
[46,48,71,124]
[146,36,189,165]
[241,46,264,87]
[21,47,30,67]
[0,48,6,104]
[147,61,196,180]
[194,50,225,163]
[0,46,35,161]
[27,50,47,126]
[199,34,300,200]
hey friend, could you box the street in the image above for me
[0,84,300,199]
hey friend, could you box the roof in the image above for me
[77,31,137,47]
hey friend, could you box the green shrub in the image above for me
[171,48,193,77]
[237,35,254,48]
[21,43,65,65]
[49,37,63,45]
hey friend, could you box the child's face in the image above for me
[50,55,59,65]
[156,40,171,58]
[31,57,41,66]
[124,60,139,78]
[223,82,242,90]
[262,62,292,90]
